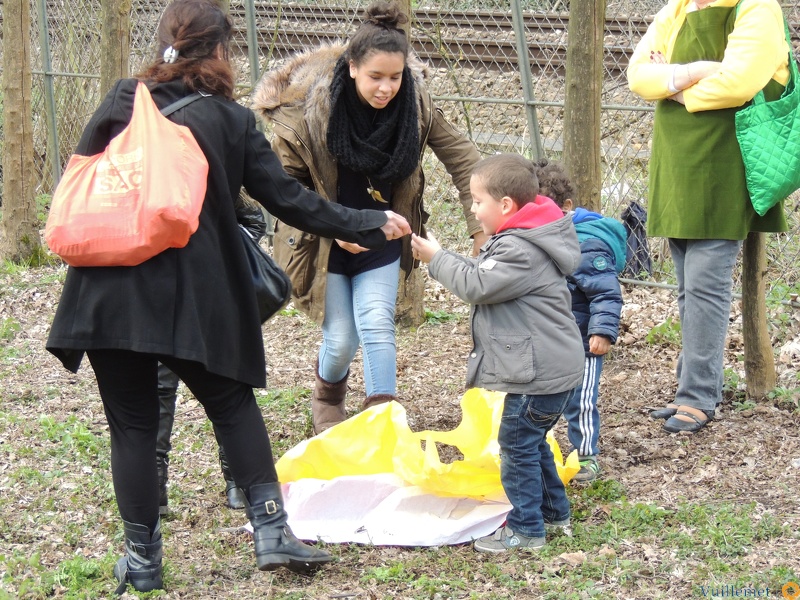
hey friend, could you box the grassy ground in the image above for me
[1,260,799,599]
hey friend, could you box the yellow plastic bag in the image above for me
[277,388,580,499]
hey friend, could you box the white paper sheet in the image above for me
[244,474,511,546]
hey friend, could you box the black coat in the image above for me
[46,78,388,388]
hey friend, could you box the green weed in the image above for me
[254,387,310,453]
[0,317,21,342]
[578,478,627,502]
[645,316,681,346]
[35,194,52,226]
[0,260,26,276]
[724,368,750,406]
[363,563,415,584]
[362,555,490,597]
[768,384,800,411]
[36,415,106,461]
[424,309,460,323]
[664,503,788,560]
[255,387,309,411]
[46,555,105,592]
[0,245,61,271]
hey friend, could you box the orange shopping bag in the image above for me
[45,81,208,267]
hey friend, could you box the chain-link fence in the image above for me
[3,0,800,307]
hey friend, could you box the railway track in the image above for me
[230,4,655,36]
[227,5,647,72]
[225,3,800,72]
[16,3,800,74]
[243,27,634,72]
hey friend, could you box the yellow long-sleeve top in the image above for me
[627,0,790,112]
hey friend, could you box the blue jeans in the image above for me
[669,239,741,413]
[563,355,603,459]
[499,391,573,538]
[319,258,400,397]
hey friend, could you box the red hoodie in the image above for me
[496,195,564,234]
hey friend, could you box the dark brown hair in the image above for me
[471,154,540,208]
[136,0,235,99]
[347,1,410,65]
[533,158,574,208]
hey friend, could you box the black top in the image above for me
[46,78,388,388]
[328,163,401,276]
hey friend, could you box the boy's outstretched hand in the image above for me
[411,232,441,264]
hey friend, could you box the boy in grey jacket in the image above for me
[411,153,584,553]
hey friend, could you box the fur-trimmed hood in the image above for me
[248,44,481,325]
[251,43,430,125]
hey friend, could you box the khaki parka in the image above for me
[251,44,482,324]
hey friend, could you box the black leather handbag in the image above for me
[238,225,291,323]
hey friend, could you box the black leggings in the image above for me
[87,349,278,527]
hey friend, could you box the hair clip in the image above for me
[163,46,179,64]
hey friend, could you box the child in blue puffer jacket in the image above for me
[534,159,627,483]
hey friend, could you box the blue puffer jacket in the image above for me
[568,208,627,356]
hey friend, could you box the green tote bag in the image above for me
[734,10,800,216]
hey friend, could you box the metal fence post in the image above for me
[244,0,261,90]
[510,0,543,160]
[36,0,61,186]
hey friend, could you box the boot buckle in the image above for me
[264,500,278,515]
[126,540,148,555]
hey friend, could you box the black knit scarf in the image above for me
[326,55,419,183]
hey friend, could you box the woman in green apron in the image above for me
[627,0,790,433]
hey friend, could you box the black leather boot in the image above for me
[218,444,246,510]
[156,455,169,515]
[113,519,163,594]
[157,364,179,515]
[245,482,332,574]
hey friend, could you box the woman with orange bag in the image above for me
[46,0,409,593]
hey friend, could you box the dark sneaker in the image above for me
[572,457,600,483]
[473,526,545,553]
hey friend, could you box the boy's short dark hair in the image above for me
[472,153,539,207]
[533,158,574,208]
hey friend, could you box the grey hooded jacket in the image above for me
[429,213,584,395]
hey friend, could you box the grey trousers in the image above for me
[669,238,742,413]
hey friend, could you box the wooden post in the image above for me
[100,0,132,95]
[563,0,605,212]
[397,0,412,35]
[741,232,777,398]
[0,0,40,262]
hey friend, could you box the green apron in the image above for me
[647,4,788,240]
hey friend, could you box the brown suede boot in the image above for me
[311,361,349,435]
[362,394,397,411]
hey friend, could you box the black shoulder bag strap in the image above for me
[160,90,212,117]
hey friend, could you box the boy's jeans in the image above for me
[499,390,574,538]
[319,258,400,397]
[563,355,603,458]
